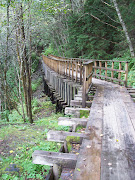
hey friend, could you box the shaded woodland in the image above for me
[0,0,135,122]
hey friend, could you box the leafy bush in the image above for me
[31,78,42,92]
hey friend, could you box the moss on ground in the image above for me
[80,110,89,118]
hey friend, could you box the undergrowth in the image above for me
[0,95,69,179]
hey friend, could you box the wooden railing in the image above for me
[42,54,129,107]
[93,60,128,86]
[42,55,93,107]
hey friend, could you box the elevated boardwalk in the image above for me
[33,55,135,180]
[74,78,135,180]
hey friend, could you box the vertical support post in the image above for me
[105,61,107,80]
[75,61,78,82]
[80,61,82,85]
[118,62,121,85]
[82,65,87,108]
[125,62,128,87]
[99,61,102,79]
[72,61,74,81]
[111,61,114,82]
[53,164,62,180]
[66,61,68,77]
[69,61,71,79]
[94,61,97,78]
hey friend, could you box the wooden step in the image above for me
[32,150,77,168]
[58,117,88,127]
[47,130,88,143]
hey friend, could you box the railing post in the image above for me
[99,61,102,79]
[125,62,128,87]
[105,61,107,80]
[66,61,68,77]
[118,62,121,85]
[69,60,71,79]
[80,61,82,85]
[75,61,78,82]
[72,60,75,81]
[94,61,97,78]
[82,65,87,108]
[111,61,114,82]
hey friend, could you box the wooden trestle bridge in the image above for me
[32,54,135,180]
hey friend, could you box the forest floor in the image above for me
[0,63,69,180]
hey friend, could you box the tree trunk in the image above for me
[4,0,11,122]
[112,0,135,57]
[20,4,33,123]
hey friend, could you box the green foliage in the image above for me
[31,78,42,92]
[80,110,89,118]
[75,125,84,132]
[43,44,59,56]
[66,136,80,152]
[31,53,40,73]
[0,123,61,179]
[0,96,69,179]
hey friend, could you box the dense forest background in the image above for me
[0,0,135,122]
[0,0,135,179]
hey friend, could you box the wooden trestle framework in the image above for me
[42,54,128,108]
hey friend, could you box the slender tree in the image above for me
[112,0,135,57]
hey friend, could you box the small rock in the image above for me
[30,142,36,145]
[5,164,19,173]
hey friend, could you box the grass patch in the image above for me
[32,78,42,92]
[0,96,70,179]
[80,110,89,118]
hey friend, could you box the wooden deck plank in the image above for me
[74,78,135,180]
[73,85,103,180]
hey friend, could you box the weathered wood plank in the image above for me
[47,130,88,143]
[32,150,77,168]
[73,86,103,180]
[58,117,87,127]
[70,100,92,108]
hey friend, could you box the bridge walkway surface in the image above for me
[74,78,135,180]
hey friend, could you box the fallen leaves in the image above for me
[76,168,81,172]
[9,150,14,154]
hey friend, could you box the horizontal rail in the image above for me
[49,54,128,63]
[93,60,128,86]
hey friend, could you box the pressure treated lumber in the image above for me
[32,150,77,168]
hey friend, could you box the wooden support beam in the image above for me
[47,130,88,143]
[58,117,88,127]
[71,100,92,108]
[32,150,77,168]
